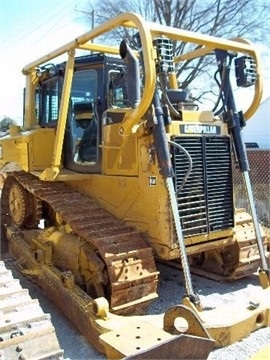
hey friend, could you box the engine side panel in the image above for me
[0,128,55,172]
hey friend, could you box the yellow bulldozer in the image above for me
[0,12,269,359]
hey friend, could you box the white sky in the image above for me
[0,0,269,125]
[0,0,90,124]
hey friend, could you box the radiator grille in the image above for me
[172,136,234,237]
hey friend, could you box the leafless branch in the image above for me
[78,0,269,102]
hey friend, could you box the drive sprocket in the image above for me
[1,175,42,231]
[8,179,28,227]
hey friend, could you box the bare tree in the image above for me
[81,0,269,105]
[85,0,269,40]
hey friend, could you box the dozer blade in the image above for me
[114,333,213,360]
[183,285,270,347]
[99,303,214,359]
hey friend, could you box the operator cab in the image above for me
[35,54,126,174]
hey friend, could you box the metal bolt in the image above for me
[249,300,260,309]
[16,345,23,352]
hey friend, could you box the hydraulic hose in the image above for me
[152,90,174,178]
[215,49,268,272]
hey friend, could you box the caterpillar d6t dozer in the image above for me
[0,12,269,359]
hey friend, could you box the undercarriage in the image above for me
[1,171,270,358]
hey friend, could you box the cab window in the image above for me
[108,70,127,108]
[70,69,98,163]
[39,79,59,126]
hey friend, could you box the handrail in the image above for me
[22,12,262,135]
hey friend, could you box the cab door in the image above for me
[64,68,101,173]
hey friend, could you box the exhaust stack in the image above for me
[119,40,140,108]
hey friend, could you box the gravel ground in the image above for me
[6,260,270,360]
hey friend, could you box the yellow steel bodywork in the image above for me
[0,127,55,172]
[0,106,235,261]
[66,113,234,261]
[52,53,74,166]
[66,172,234,262]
